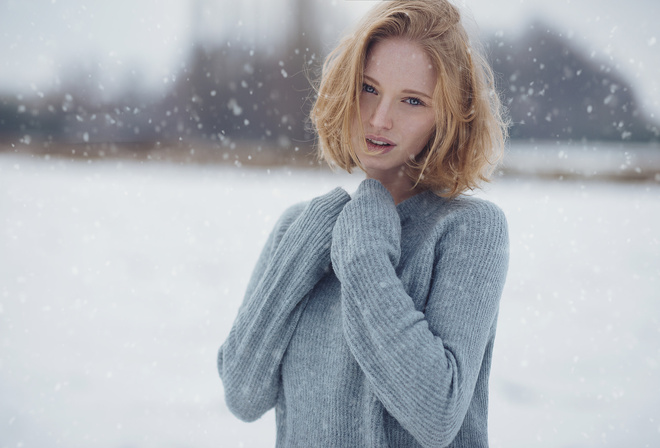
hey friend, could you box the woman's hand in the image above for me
[331,178,402,280]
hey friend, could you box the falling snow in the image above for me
[1,151,659,447]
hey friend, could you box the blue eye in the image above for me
[405,97,424,106]
[362,83,376,94]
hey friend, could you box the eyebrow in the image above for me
[363,75,433,100]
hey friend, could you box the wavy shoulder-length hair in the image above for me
[309,0,509,198]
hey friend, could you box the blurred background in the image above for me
[1,0,659,447]
[1,0,659,169]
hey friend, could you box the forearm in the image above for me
[332,179,509,446]
[219,187,351,421]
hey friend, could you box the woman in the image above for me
[218,1,509,446]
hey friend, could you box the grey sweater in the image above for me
[218,179,509,447]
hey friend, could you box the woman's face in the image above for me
[352,37,437,183]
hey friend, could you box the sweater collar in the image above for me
[396,189,444,224]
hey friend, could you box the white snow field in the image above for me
[1,152,659,447]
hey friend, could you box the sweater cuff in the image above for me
[352,178,396,209]
[345,178,400,242]
[332,179,402,273]
[305,187,352,223]
[273,187,350,269]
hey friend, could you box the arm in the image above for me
[218,187,350,421]
[331,179,509,447]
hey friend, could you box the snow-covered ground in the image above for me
[1,153,658,447]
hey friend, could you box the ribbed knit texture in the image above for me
[218,179,509,447]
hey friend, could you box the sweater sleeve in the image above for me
[218,187,350,422]
[330,179,509,448]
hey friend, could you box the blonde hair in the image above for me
[310,0,509,197]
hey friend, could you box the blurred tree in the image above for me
[153,0,326,151]
[486,22,659,142]
[2,9,658,152]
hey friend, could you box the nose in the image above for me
[368,98,393,130]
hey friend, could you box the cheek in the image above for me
[417,114,436,140]
[404,116,435,138]
[350,105,366,149]
[358,94,374,123]
[406,117,435,154]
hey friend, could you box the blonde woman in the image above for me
[218,1,510,446]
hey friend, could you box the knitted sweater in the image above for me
[218,179,509,447]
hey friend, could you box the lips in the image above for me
[365,134,395,153]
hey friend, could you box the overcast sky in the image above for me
[1,0,658,118]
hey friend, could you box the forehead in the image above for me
[364,38,437,92]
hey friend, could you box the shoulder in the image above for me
[270,201,308,243]
[277,201,308,227]
[419,193,508,251]
[417,191,507,229]
[446,196,507,228]
[418,195,510,282]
